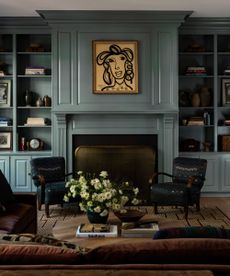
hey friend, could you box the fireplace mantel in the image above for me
[44,10,190,177]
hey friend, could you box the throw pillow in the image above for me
[0,233,88,254]
[153,226,230,239]
[0,170,14,204]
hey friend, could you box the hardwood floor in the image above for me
[201,197,230,217]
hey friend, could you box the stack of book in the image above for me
[224,119,230,126]
[187,117,204,126]
[121,221,159,238]
[25,66,46,75]
[24,117,47,126]
[185,66,207,75]
[0,117,12,126]
[76,224,118,238]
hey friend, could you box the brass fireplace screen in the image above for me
[75,145,156,204]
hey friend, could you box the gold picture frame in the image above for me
[0,131,12,150]
[93,40,138,94]
[0,79,11,107]
[222,78,230,106]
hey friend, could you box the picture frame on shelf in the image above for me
[222,78,230,106]
[93,40,138,94]
[0,131,12,150]
[0,80,11,107]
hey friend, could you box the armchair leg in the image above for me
[37,201,42,211]
[184,206,188,220]
[154,203,158,214]
[196,200,200,211]
[45,204,50,218]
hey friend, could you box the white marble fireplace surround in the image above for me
[54,113,178,181]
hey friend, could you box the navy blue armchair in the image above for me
[150,157,207,220]
[30,157,72,217]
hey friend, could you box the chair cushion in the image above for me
[45,181,66,204]
[153,226,230,239]
[0,170,14,205]
[0,203,35,233]
[151,182,188,205]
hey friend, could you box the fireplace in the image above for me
[55,113,177,190]
[72,134,157,203]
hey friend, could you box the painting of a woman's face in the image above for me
[106,54,127,80]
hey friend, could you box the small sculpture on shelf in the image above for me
[19,137,26,151]
[0,62,7,76]
[179,90,190,107]
[200,86,211,107]
[191,92,200,107]
[202,141,212,152]
[36,97,43,107]
[24,90,32,106]
[43,95,51,107]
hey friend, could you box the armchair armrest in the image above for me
[65,172,73,177]
[31,174,46,186]
[186,175,206,188]
[148,172,173,184]
[31,172,73,187]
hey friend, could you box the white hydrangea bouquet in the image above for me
[64,170,141,218]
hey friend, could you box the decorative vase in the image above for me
[191,92,200,107]
[86,209,109,224]
[36,97,43,107]
[200,86,211,107]
[43,95,51,107]
[24,90,32,106]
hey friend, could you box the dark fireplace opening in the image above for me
[72,134,157,203]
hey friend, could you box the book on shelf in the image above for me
[0,117,12,126]
[25,66,46,75]
[76,224,118,238]
[24,117,47,126]
[187,117,204,126]
[224,120,230,125]
[121,221,159,238]
[185,66,207,75]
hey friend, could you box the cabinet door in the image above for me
[10,156,32,192]
[220,155,230,192]
[0,156,10,181]
[199,155,219,192]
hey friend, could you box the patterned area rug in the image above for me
[37,204,230,236]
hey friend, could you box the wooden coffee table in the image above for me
[52,211,185,249]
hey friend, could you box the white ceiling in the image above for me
[0,0,229,17]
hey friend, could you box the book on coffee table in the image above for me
[121,221,159,238]
[76,224,118,238]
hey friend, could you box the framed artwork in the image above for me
[222,78,230,106]
[0,80,11,107]
[0,132,12,150]
[93,40,138,94]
